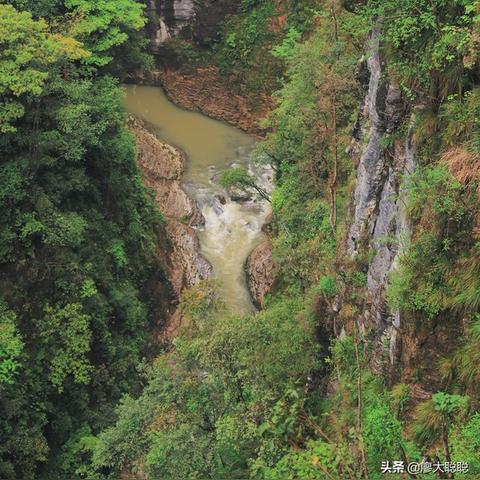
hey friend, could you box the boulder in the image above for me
[246,240,273,309]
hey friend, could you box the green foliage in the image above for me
[389,383,410,417]
[38,303,92,392]
[81,279,98,299]
[0,304,23,385]
[253,439,355,479]
[65,0,146,67]
[90,290,319,479]
[7,0,63,17]
[59,425,98,478]
[453,315,480,387]
[259,5,365,291]
[0,4,86,132]
[441,88,480,150]
[91,393,156,474]
[108,240,128,269]
[179,280,224,328]
[330,335,358,381]
[6,0,151,73]
[216,0,279,93]
[316,275,337,298]
[102,1,480,478]
[450,413,480,477]
[272,27,301,59]
[160,37,207,70]
[271,181,335,291]
[364,0,480,102]
[363,400,404,479]
[388,163,478,319]
[220,167,270,202]
[0,1,165,477]
[220,166,255,189]
[4,0,480,478]
[433,392,469,418]
[413,393,469,447]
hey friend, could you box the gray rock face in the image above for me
[148,1,238,50]
[173,0,196,22]
[347,29,414,371]
[149,0,196,48]
[348,29,389,257]
[165,220,212,294]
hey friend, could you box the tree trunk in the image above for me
[442,425,454,479]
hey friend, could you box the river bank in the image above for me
[128,117,212,341]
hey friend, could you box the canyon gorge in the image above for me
[1,1,479,478]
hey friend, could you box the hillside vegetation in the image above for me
[1,0,480,479]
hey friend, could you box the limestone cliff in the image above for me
[147,0,237,49]
[343,29,414,378]
[340,29,468,401]
[147,0,196,48]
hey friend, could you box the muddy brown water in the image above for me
[124,85,271,314]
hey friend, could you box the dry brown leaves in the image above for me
[442,146,480,199]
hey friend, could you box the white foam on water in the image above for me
[198,195,270,314]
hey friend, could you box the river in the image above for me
[123,85,271,314]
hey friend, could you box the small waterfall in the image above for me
[195,163,273,314]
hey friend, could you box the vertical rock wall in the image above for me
[147,0,239,50]
[347,29,414,375]
[148,0,196,49]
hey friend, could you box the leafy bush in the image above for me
[215,0,282,94]
[0,304,23,385]
[388,163,478,319]
[450,413,480,478]
[363,400,404,479]
[363,0,479,103]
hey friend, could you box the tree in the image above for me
[90,289,318,479]
[0,4,86,132]
[454,315,480,389]
[0,304,23,386]
[450,413,480,477]
[262,1,362,232]
[365,0,480,104]
[65,0,146,67]
[37,303,92,392]
[311,0,359,231]
[220,167,271,202]
[414,392,469,476]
